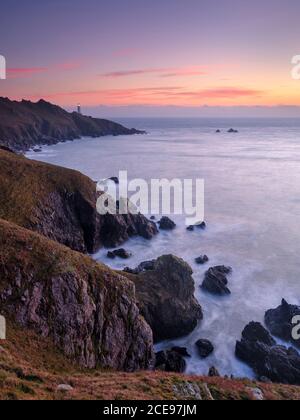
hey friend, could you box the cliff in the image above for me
[0,149,157,253]
[0,97,145,151]
[0,218,154,371]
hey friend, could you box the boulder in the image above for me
[208,366,220,377]
[195,255,209,265]
[123,260,155,275]
[201,266,232,295]
[155,349,186,373]
[195,339,214,358]
[235,322,300,385]
[125,255,203,342]
[265,299,300,348]
[108,177,119,184]
[228,128,238,133]
[158,217,176,231]
[107,248,132,259]
[171,347,191,358]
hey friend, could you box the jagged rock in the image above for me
[201,266,232,295]
[195,221,207,229]
[123,260,155,275]
[246,387,264,401]
[158,217,176,231]
[155,349,186,373]
[228,128,238,133]
[236,322,300,385]
[265,299,300,348]
[208,366,220,377]
[187,225,195,231]
[173,382,202,400]
[0,219,154,372]
[216,130,221,133]
[195,339,214,358]
[125,255,203,342]
[195,255,209,265]
[107,249,132,259]
[0,150,158,254]
[150,216,156,220]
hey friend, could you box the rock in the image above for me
[158,217,176,230]
[57,384,73,392]
[246,387,264,401]
[216,130,221,133]
[195,255,209,265]
[173,382,202,400]
[208,366,220,377]
[228,128,239,133]
[201,266,232,295]
[123,260,155,275]
[125,255,203,342]
[187,225,194,231]
[195,221,206,229]
[150,216,156,220]
[108,177,119,184]
[107,249,132,259]
[155,349,186,373]
[195,339,214,358]
[171,347,191,358]
[0,219,154,372]
[235,322,300,385]
[33,148,42,153]
[265,299,300,348]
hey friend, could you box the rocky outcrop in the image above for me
[201,266,232,295]
[0,97,145,152]
[0,218,154,371]
[195,255,209,265]
[107,249,132,259]
[124,260,155,275]
[195,339,214,358]
[236,322,300,385]
[265,299,300,348]
[155,349,186,373]
[158,217,176,230]
[0,149,157,253]
[124,255,203,342]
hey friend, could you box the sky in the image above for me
[1,0,300,116]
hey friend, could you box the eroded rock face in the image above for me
[265,299,300,348]
[0,219,154,372]
[236,322,300,385]
[126,255,203,342]
[201,266,232,295]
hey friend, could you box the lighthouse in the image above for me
[77,103,81,114]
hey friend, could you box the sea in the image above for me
[26,117,300,379]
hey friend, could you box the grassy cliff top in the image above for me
[0,149,95,227]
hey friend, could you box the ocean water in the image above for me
[26,118,300,379]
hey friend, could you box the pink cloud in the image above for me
[113,48,141,57]
[101,66,207,79]
[7,67,48,78]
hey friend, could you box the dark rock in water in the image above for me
[33,148,42,153]
[235,321,300,385]
[123,260,155,275]
[228,128,239,133]
[124,255,203,342]
[201,266,232,295]
[187,225,194,231]
[171,347,191,358]
[216,130,221,133]
[195,255,209,265]
[208,366,220,377]
[195,339,214,358]
[107,249,132,259]
[195,221,206,229]
[150,216,156,220]
[265,299,300,348]
[108,177,119,184]
[155,349,186,373]
[158,216,176,231]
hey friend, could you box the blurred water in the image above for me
[26,118,300,379]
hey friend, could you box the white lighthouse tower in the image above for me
[77,103,81,114]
